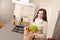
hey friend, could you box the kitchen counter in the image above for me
[0,22,23,40]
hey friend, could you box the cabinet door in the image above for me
[21,6,35,24]
[13,4,36,25]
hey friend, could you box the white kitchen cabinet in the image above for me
[12,0,36,25]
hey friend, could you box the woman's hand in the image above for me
[24,27,35,38]
[29,32,35,38]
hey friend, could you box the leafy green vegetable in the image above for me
[29,25,38,32]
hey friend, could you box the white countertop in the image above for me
[0,22,23,40]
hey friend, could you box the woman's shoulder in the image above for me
[43,21,48,25]
[43,20,47,23]
[43,21,48,29]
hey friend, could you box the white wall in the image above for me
[0,0,2,22]
[0,0,15,24]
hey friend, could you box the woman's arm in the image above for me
[43,21,48,39]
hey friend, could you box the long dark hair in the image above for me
[33,8,47,22]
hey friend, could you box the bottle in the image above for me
[12,15,16,25]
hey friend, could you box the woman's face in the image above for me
[38,11,44,19]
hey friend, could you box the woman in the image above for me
[33,8,48,40]
[24,8,48,40]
